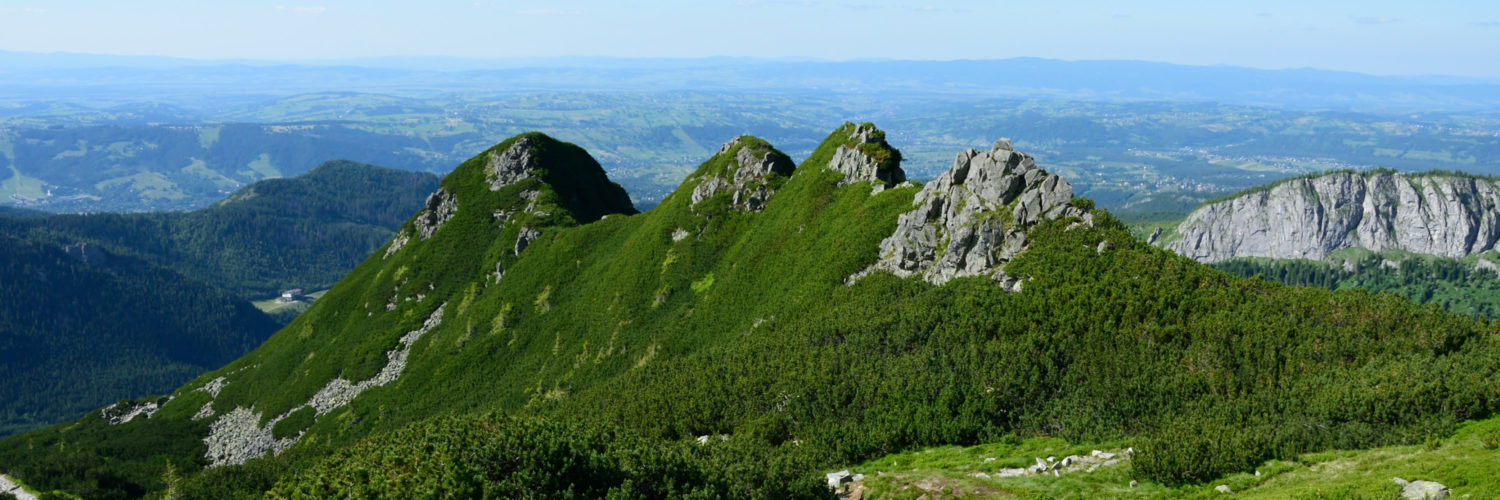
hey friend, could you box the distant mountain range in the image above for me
[3,52,1498,112]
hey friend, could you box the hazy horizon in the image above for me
[1,0,1498,78]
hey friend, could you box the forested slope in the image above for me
[0,235,277,437]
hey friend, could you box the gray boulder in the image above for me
[1393,478,1450,500]
[826,470,853,489]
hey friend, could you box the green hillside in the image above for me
[3,125,1497,499]
[0,160,439,299]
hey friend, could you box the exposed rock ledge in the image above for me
[852,139,1087,289]
[203,304,446,467]
[690,136,795,213]
[828,122,906,192]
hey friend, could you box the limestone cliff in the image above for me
[1167,170,1500,262]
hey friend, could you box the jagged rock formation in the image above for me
[1167,171,1500,262]
[486,135,541,191]
[853,139,1088,288]
[827,122,906,192]
[689,136,795,213]
[413,189,458,240]
[386,187,460,257]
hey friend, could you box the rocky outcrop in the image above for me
[203,304,446,467]
[383,229,410,258]
[486,135,541,191]
[853,139,1088,289]
[689,136,795,213]
[828,123,906,191]
[515,226,540,255]
[413,189,458,240]
[101,396,171,425]
[1168,171,1500,262]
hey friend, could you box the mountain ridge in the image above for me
[4,124,1499,498]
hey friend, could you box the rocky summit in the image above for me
[689,135,796,213]
[853,138,1088,289]
[827,122,907,192]
[1167,170,1500,262]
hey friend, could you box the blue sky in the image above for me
[1,0,1497,77]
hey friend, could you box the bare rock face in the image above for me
[486,135,541,191]
[853,139,1087,288]
[828,122,906,191]
[689,136,796,213]
[413,189,458,240]
[1167,171,1500,262]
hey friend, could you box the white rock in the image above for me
[1399,480,1451,500]
[826,470,853,489]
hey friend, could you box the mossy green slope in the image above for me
[3,125,1500,499]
